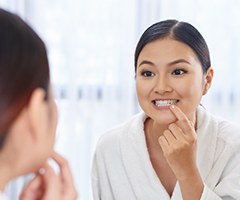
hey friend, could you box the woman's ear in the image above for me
[1,88,48,160]
[203,67,214,95]
[27,88,48,140]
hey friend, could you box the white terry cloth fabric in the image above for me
[92,106,240,200]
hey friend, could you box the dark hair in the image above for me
[134,19,211,73]
[0,9,50,148]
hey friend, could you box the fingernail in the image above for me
[38,168,46,175]
[171,105,175,109]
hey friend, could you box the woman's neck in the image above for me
[0,152,18,192]
[144,118,169,145]
[0,164,12,192]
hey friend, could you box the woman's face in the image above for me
[42,86,58,155]
[46,87,58,148]
[136,38,209,125]
[34,86,58,166]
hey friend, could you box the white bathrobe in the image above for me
[92,106,240,199]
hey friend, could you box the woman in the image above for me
[0,8,77,199]
[92,20,240,199]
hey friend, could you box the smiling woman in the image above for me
[91,20,240,200]
[136,38,211,130]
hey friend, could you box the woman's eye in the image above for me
[172,69,186,75]
[141,71,155,77]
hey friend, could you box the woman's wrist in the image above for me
[178,168,204,200]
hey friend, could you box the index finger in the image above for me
[51,152,78,198]
[169,105,194,134]
[51,151,75,185]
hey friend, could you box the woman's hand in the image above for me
[158,105,198,180]
[19,152,77,200]
[158,105,203,199]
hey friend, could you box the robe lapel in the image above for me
[196,106,218,182]
[120,113,171,200]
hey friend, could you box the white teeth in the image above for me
[154,100,178,107]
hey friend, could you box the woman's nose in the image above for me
[153,75,172,94]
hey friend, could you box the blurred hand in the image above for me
[19,151,77,200]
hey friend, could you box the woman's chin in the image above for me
[152,113,177,125]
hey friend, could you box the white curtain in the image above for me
[1,0,240,199]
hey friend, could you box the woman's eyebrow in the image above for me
[138,60,154,67]
[138,58,191,68]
